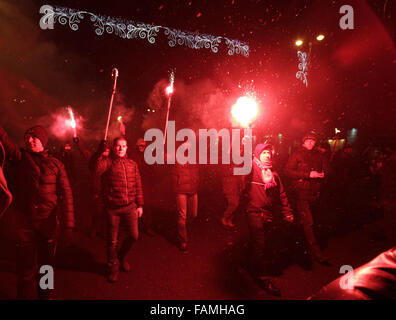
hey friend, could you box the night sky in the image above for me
[0,0,395,148]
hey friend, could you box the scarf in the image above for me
[253,157,277,189]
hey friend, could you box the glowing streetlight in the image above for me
[295,39,303,47]
[316,34,325,41]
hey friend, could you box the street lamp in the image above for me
[295,39,303,47]
[295,34,325,54]
[295,34,325,87]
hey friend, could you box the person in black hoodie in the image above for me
[246,143,294,297]
[0,125,74,299]
[285,132,330,265]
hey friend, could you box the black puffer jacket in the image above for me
[172,163,199,194]
[285,147,330,200]
[0,127,74,228]
[95,155,144,208]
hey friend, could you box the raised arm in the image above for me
[0,126,22,161]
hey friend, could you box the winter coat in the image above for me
[285,146,330,201]
[95,154,144,209]
[172,163,199,194]
[246,158,293,221]
[0,127,74,227]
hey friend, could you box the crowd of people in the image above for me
[0,123,395,299]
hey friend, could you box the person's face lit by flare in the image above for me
[114,139,127,158]
[303,138,316,151]
[260,149,272,163]
[24,135,44,153]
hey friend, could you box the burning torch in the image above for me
[67,106,77,138]
[231,96,259,129]
[104,68,119,141]
[117,116,126,137]
[163,70,175,145]
[230,95,258,155]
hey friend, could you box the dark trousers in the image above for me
[295,199,322,255]
[15,211,59,300]
[247,212,273,277]
[176,193,198,244]
[106,204,139,269]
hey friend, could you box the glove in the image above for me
[73,136,80,144]
[98,140,108,154]
[62,227,74,247]
[283,213,294,224]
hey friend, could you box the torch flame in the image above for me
[231,96,258,128]
[166,84,174,95]
[67,107,77,137]
[68,108,76,128]
[117,116,123,122]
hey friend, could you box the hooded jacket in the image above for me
[246,144,293,221]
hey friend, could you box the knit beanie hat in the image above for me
[254,143,275,158]
[302,132,317,143]
[24,125,48,147]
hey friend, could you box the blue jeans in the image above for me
[176,193,198,244]
[106,204,139,268]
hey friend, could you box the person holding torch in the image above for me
[0,124,74,299]
[94,137,144,283]
[246,143,294,297]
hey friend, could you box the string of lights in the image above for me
[42,6,250,57]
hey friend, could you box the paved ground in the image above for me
[0,190,395,300]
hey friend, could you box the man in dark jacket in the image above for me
[246,143,294,297]
[172,149,199,253]
[95,137,143,283]
[285,132,330,264]
[0,125,74,299]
